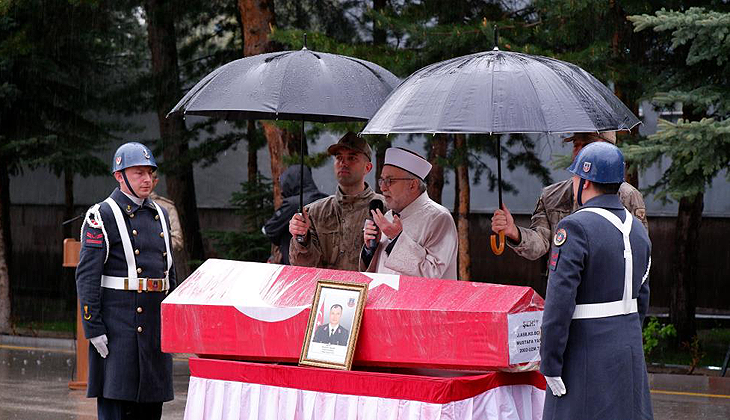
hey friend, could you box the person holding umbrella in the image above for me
[491,131,648,262]
[264,164,326,265]
[288,132,384,271]
[539,141,653,420]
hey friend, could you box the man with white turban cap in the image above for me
[361,147,458,279]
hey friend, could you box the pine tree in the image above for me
[0,0,141,331]
[626,7,730,343]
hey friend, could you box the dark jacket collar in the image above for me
[580,193,624,210]
[110,188,155,213]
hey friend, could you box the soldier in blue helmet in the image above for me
[76,142,176,420]
[539,141,653,420]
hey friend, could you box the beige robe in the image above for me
[360,192,458,280]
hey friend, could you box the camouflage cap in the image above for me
[327,132,373,161]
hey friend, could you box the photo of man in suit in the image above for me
[312,304,350,346]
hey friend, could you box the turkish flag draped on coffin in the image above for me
[161,259,544,371]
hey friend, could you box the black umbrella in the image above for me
[169,36,400,242]
[362,29,640,255]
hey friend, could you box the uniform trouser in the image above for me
[97,396,163,420]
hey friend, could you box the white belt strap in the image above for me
[102,198,173,289]
[104,197,138,283]
[101,275,170,292]
[572,208,635,319]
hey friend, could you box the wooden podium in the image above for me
[63,238,87,391]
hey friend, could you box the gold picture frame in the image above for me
[299,280,368,370]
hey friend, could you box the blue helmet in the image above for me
[567,141,624,184]
[111,142,157,174]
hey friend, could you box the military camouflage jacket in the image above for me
[509,179,648,261]
[290,183,384,271]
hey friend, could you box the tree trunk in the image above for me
[427,134,447,203]
[239,0,297,208]
[63,170,76,310]
[239,0,276,57]
[145,0,205,262]
[262,123,287,209]
[454,134,470,281]
[671,193,702,344]
[247,120,258,182]
[371,0,388,194]
[63,170,74,239]
[0,159,11,276]
[373,0,387,45]
[0,156,11,333]
[285,126,306,157]
[609,0,640,189]
[0,163,9,333]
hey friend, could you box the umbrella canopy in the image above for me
[361,48,640,256]
[168,47,400,123]
[362,50,639,135]
[168,44,400,246]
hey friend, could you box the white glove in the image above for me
[90,334,109,358]
[545,376,566,397]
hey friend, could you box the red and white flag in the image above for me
[315,299,325,326]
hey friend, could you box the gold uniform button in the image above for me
[132,229,138,236]
[136,267,142,274]
[137,307,143,314]
[159,232,164,238]
[137,326,143,333]
[134,249,140,255]
[155,215,160,220]
[129,213,135,218]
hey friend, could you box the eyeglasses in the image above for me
[377,177,415,187]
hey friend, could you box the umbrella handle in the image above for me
[490,231,505,255]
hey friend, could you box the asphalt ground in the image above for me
[1,335,729,419]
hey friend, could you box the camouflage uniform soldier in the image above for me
[289,132,385,271]
[491,132,648,262]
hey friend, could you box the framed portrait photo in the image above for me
[299,280,368,370]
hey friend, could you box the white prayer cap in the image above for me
[384,147,432,180]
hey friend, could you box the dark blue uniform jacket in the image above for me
[76,188,177,402]
[312,323,350,346]
[540,194,653,420]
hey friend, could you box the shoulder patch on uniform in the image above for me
[553,228,567,246]
[549,249,560,271]
[84,231,104,248]
[87,215,101,229]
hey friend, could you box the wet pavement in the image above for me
[1,337,729,419]
[0,341,188,419]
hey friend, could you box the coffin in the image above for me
[161,259,544,371]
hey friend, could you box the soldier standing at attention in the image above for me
[76,142,176,420]
[539,142,653,420]
[491,131,648,263]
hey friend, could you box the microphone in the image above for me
[367,199,384,250]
